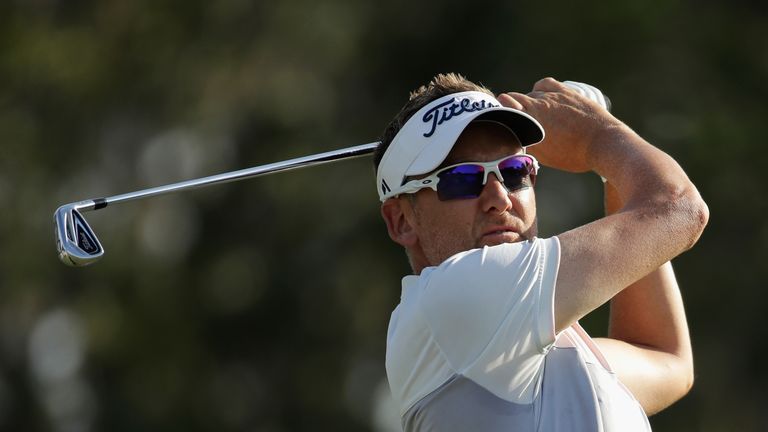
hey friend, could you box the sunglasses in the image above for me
[392,154,539,201]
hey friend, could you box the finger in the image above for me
[496,92,525,110]
[497,92,536,111]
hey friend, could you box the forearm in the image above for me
[589,123,703,228]
[606,263,692,364]
[516,82,709,264]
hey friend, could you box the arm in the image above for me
[594,181,694,415]
[498,78,708,332]
[499,78,707,412]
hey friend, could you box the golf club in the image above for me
[55,142,379,266]
[55,81,610,267]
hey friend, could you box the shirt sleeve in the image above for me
[418,237,560,402]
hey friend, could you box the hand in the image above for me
[497,78,620,173]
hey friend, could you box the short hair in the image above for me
[373,73,494,172]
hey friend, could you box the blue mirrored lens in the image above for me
[499,156,535,191]
[436,165,484,200]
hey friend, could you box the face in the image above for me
[404,122,538,269]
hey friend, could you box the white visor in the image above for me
[376,91,544,201]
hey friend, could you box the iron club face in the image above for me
[55,203,104,267]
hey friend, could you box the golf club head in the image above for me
[54,204,104,266]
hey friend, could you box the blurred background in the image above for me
[1,0,766,430]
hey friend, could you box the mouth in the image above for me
[481,228,522,245]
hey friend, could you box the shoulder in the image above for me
[427,237,559,278]
[414,237,560,313]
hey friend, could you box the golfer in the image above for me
[375,74,708,431]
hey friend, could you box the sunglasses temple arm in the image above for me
[389,177,440,199]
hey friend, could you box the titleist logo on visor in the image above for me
[421,97,499,137]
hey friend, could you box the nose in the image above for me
[480,173,514,214]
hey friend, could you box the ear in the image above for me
[380,198,419,248]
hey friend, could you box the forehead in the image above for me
[443,121,524,165]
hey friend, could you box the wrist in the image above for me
[585,121,640,181]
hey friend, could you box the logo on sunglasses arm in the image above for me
[421,97,499,138]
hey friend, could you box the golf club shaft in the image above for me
[67,82,608,213]
[72,142,379,213]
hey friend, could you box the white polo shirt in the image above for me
[385,237,651,431]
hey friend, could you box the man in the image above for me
[374,73,708,431]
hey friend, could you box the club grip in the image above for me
[563,81,611,111]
